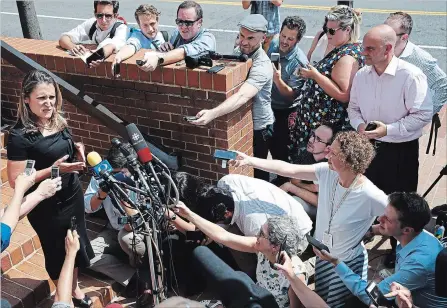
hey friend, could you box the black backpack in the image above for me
[88,18,126,41]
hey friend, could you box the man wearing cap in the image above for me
[192,14,274,182]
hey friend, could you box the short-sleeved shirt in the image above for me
[314,163,388,261]
[1,222,12,252]
[60,17,128,51]
[126,29,165,52]
[250,1,280,36]
[267,38,308,110]
[218,174,313,253]
[234,47,274,130]
[169,28,216,57]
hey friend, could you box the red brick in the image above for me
[200,71,213,90]
[181,166,200,176]
[82,137,102,147]
[64,57,76,74]
[171,131,195,143]
[158,84,182,95]
[138,117,160,128]
[185,143,211,154]
[157,103,182,114]
[175,67,187,87]
[135,82,157,92]
[123,89,146,100]
[127,64,140,81]
[169,96,191,106]
[160,121,183,132]
[185,159,211,171]
[1,277,34,308]
[213,68,233,92]
[187,69,200,88]
[182,125,209,137]
[22,239,35,257]
[90,132,110,142]
[36,54,46,67]
[54,56,66,72]
[139,69,151,82]
[44,55,56,71]
[163,66,175,85]
[96,61,107,77]
[74,58,86,75]
[199,170,218,181]
[1,251,12,272]
[0,292,22,308]
[151,67,163,83]
[181,87,208,100]
[163,138,186,149]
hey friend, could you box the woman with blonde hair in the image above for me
[288,5,363,163]
[7,70,94,307]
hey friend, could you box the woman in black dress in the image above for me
[7,70,94,307]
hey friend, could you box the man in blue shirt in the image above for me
[139,1,216,72]
[112,4,165,74]
[315,192,447,308]
[267,16,308,184]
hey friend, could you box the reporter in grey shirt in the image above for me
[192,14,274,181]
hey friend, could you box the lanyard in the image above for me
[327,174,359,234]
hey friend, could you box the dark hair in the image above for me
[177,1,203,20]
[319,122,340,144]
[94,1,119,13]
[388,192,431,232]
[197,186,234,222]
[172,171,208,211]
[106,143,135,168]
[386,12,413,35]
[280,16,307,41]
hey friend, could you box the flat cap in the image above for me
[238,14,267,33]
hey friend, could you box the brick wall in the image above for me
[1,37,254,182]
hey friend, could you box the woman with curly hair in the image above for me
[232,131,389,307]
[288,5,364,163]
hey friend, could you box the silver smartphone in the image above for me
[51,166,60,179]
[270,52,280,69]
[24,160,35,176]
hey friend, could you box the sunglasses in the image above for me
[327,27,343,36]
[95,13,114,20]
[175,18,199,27]
[309,130,329,145]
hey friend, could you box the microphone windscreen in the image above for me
[87,151,102,167]
[126,123,152,163]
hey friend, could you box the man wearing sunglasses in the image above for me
[280,124,336,220]
[59,1,127,68]
[138,1,216,72]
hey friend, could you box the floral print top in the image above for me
[256,253,308,308]
[288,43,364,163]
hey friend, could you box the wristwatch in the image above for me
[97,191,106,200]
[157,55,164,66]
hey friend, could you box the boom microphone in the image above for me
[126,124,152,163]
[209,51,248,62]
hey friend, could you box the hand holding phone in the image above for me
[271,52,280,70]
[365,122,378,131]
[70,216,77,232]
[24,160,36,176]
[86,48,105,66]
[51,166,60,179]
[214,149,237,161]
[277,235,288,264]
[306,233,330,252]
[136,60,146,66]
[185,230,206,243]
[183,116,199,122]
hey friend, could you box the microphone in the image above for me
[126,124,152,164]
[208,52,248,62]
[87,151,113,176]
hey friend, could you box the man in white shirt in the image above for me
[59,1,127,68]
[348,24,432,267]
[198,174,313,254]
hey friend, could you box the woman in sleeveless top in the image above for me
[289,5,364,163]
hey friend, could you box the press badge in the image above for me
[323,232,333,248]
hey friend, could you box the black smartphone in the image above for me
[185,230,206,242]
[207,64,225,74]
[306,233,330,252]
[270,52,280,69]
[365,122,377,131]
[183,116,199,122]
[136,59,146,66]
[24,160,36,176]
[70,216,77,232]
[214,149,237,161]
[86,48,105,65]
[277,235,288,264]
[113,63,121,77]
[365,282,397,307]
[51,166,60,179]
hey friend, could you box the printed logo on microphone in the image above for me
[92,160,113,177]
[131,133,140,142]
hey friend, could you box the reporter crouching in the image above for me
[6,70,94,307]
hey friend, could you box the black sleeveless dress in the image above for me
[7,124,94,279]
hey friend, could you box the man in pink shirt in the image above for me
[348,24,432,268]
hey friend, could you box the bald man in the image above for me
[348,24,432,268]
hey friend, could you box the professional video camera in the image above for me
[87,123,180,307]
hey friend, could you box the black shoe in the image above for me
[72,295,92,308]
[384,251,396,269]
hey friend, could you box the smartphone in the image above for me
[136,59,146,66]
[207,64,225,74]
[70,216,77,232]
[214,149,237,161]
[51,166,60,179]
[24,160,36,176]
[365,282,397,307]
[113,62,120,77]
[365,122,377,131]
[306,233,330,252]
[277,235,288,264]
[183,116,199,122]
[185,230,206,242]
[86,48,105,65]
[270,52,280,69]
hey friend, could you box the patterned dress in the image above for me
[288,43,364,163]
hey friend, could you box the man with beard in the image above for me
[191,14,275,182]
[280,124,335,220]
[138,1,216,72]
[267,16,308,184]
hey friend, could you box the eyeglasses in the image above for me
[327,27,343,35]
[309,130,329,145]
[257,228,268,240]
[95,13,114,20]
[175,18,199,27]
[396,33,407,37]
